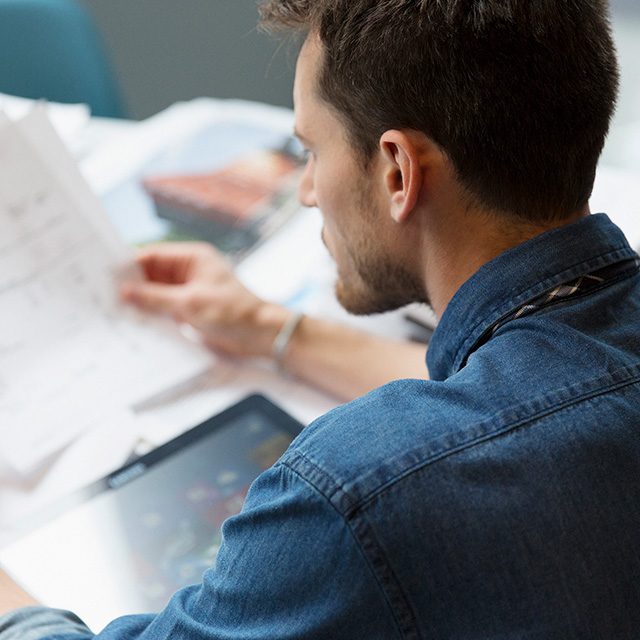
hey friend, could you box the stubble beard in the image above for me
[334,242,428,315]
[329,186,428,316]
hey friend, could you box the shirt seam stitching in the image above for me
[450,247,637,373]
[496,264,639,328]
[278,460,409,639]
[347,372,640,516]
[462,267,640,364]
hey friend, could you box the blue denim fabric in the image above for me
[1,213,639,638]
[0,607,92,639]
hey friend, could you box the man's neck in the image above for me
[423,205,591,320]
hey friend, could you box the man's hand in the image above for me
[121,242,290,359]
[121,241,429,401]
[0,568,39,616]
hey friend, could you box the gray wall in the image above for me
[613,0,640,19]
[81,0,297,120]
[82,1,639,122]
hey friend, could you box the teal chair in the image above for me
[0,0,126,117]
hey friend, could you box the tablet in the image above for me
[0,394,303,631]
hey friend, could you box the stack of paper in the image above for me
[0,107,213,477]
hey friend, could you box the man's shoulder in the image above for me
[280,349,640,517]
[278,378,482,515]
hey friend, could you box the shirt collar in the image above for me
[426,213,638,381]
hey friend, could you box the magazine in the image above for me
[141,142,303,258]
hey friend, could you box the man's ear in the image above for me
[379,130,423,223]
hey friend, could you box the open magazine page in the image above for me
[141,143,303,259]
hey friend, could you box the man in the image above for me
[1,0,639,637]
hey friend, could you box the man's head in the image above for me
[261,0,619,223]
[292,37,429,314]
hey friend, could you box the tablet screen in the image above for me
[0,394,303,631]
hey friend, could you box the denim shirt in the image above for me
[2,213,639,639]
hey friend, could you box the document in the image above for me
[0,108,213,476]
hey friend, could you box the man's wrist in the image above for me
[251,303,293,359]
[272,312,305,371]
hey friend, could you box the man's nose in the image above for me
[297,157,317,208]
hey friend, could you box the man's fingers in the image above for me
[134,242,223,284]
[121,281,184,315]
[135,251,191,285]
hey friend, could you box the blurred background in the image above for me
[80,0,298,119]
[79,0,640,127]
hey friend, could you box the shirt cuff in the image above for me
[0,606,92,639]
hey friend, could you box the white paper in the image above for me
[0,92,90,152]
[80,98,296,199]
[0,109,213,475]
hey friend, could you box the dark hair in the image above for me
[259,0,619,222]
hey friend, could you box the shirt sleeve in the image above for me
[0,606,93,639]
[0,463,401,640]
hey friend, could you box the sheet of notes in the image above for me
[0,108,212,476]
